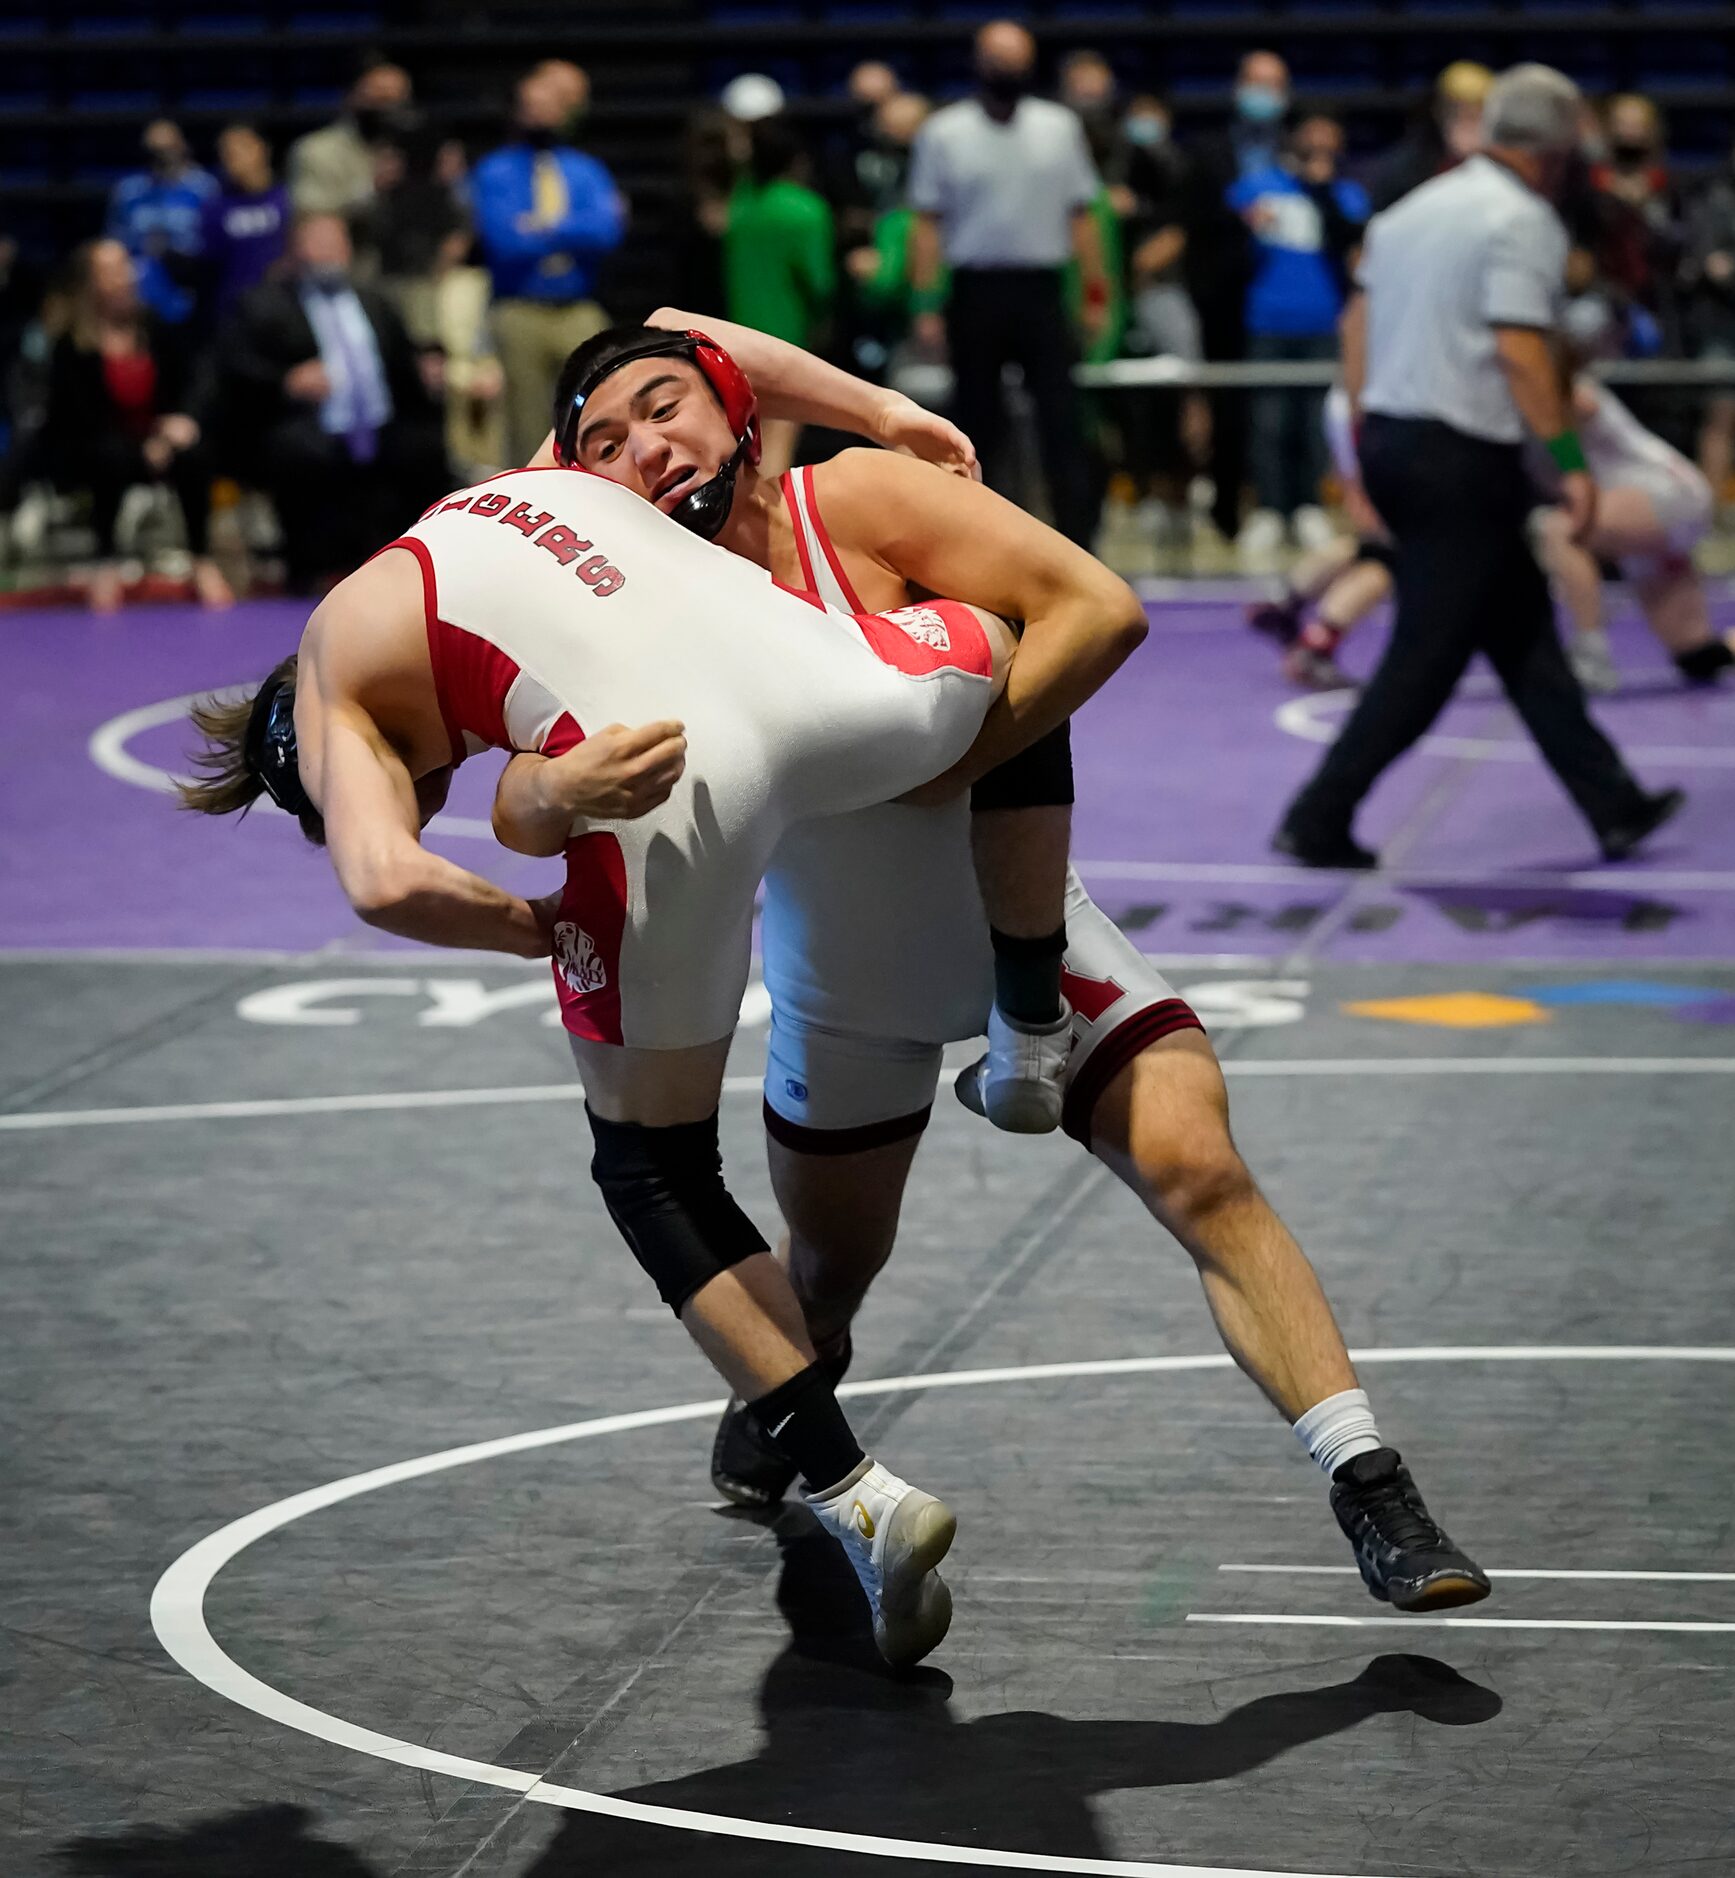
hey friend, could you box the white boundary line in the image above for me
[1187,1615,1735,1634]
[1272,691,1735,767]
[9,1058,1735,1133]
[150,1347,1735,1878]
[1219,1565,1735,1583]
[1075,858,1735,893]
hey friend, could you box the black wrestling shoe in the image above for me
[1273,819,1379,871]
[1330,1448,1491,1613]
[1598,786,1685,862]
[1248,597,1302,647]
[711,1334,854,1509]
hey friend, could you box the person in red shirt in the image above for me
[43,238,231,612]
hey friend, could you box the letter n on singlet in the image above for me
[552,833,627,1045]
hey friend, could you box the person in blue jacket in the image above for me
[1227,112,1368,550]
[471,65,627,461]
[106,120,219,327]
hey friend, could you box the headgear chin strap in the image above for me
[553,328,761,542]
[243,671,313,819]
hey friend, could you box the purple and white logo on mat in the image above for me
[554,922,608,995]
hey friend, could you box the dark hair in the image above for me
[551,324,707,446]
[178,655,326,845]
[747,117,801,185]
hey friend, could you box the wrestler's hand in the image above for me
[543,720,688,820]
[526,890,563,957]
[872,391,981,482]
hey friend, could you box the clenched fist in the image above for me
[545,720,688,820]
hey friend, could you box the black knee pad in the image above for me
[587,1106,767,1315]
[1354,539,1396,573]
[971,720,1075,811]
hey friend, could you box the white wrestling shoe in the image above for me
[804,1458,957,1668]
[954,1001,1072,1134]
[1570,629,1620,695]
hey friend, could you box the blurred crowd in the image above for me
[2,34,1733,608]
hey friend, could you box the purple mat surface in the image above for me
[5,589,1732,962]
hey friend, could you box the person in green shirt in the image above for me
[725,118,836,470]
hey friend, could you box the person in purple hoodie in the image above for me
[201,124,291,326]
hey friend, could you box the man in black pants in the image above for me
[907,19,1109,546]
[1277,64,1681,869]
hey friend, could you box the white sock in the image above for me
[1293,1387,1382,1477]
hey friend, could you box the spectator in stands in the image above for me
[218,212,449,592]
[534,59,591,140]
[1230,112,1368,556]
[1367,62,1492,214]
[1585,93,1680,333]
[1181,49,1292,544]
[200,124,290,327]
[366,111,469,348]
[44,239,230,613]
[1116,95,1210,511]
[844,90,934,372]
[288,59,412,222]
[908,18,1108,547]
[1683,136,1735,500]
[106,120,218,328]
[827,61,905,254]
[725,115,835,471]
[849,61,899,112]
[1059,49,1119,168]
[472,66,626,464]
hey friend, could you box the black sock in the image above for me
[1676,640,1734,684]
[990,923,1067,1026]
[748,1362,865,1494]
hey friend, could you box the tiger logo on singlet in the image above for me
[554,921,608,995]
[883,605,952,652]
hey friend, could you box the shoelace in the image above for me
[1351,1474,1445,1554]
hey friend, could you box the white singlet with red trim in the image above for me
[391,467,996,1049]
[1578,383,1713,559]
[761,468,1201,1149]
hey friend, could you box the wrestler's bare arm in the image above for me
[298,569,551,958]
[821,450,1147,789]
[492,721,689,858]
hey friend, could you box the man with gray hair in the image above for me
[1276,63,1681,869]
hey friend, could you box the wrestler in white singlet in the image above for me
[1577,383,1714,571]
[391,468,998,1048]
[761,467,1201,1149]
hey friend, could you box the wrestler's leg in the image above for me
[1084,1028,1357,1420]
[1083,1027,1488,1609]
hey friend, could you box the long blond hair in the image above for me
[178,654,325,843]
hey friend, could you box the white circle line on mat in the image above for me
[150,1347,1735,1877]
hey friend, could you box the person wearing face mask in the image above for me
[218,212,450,591]
[1583,94,1681,331]
[1179,49,1292,545]
[288,59,412,222]
[473,67,628,464]
[105,119,219,327]
[906,20,1109,549]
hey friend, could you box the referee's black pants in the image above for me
[1284,415,1649,842]
[948,266,1097,547]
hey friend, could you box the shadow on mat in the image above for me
[57,1802,379,1876]
[523,1513,1502,1876]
